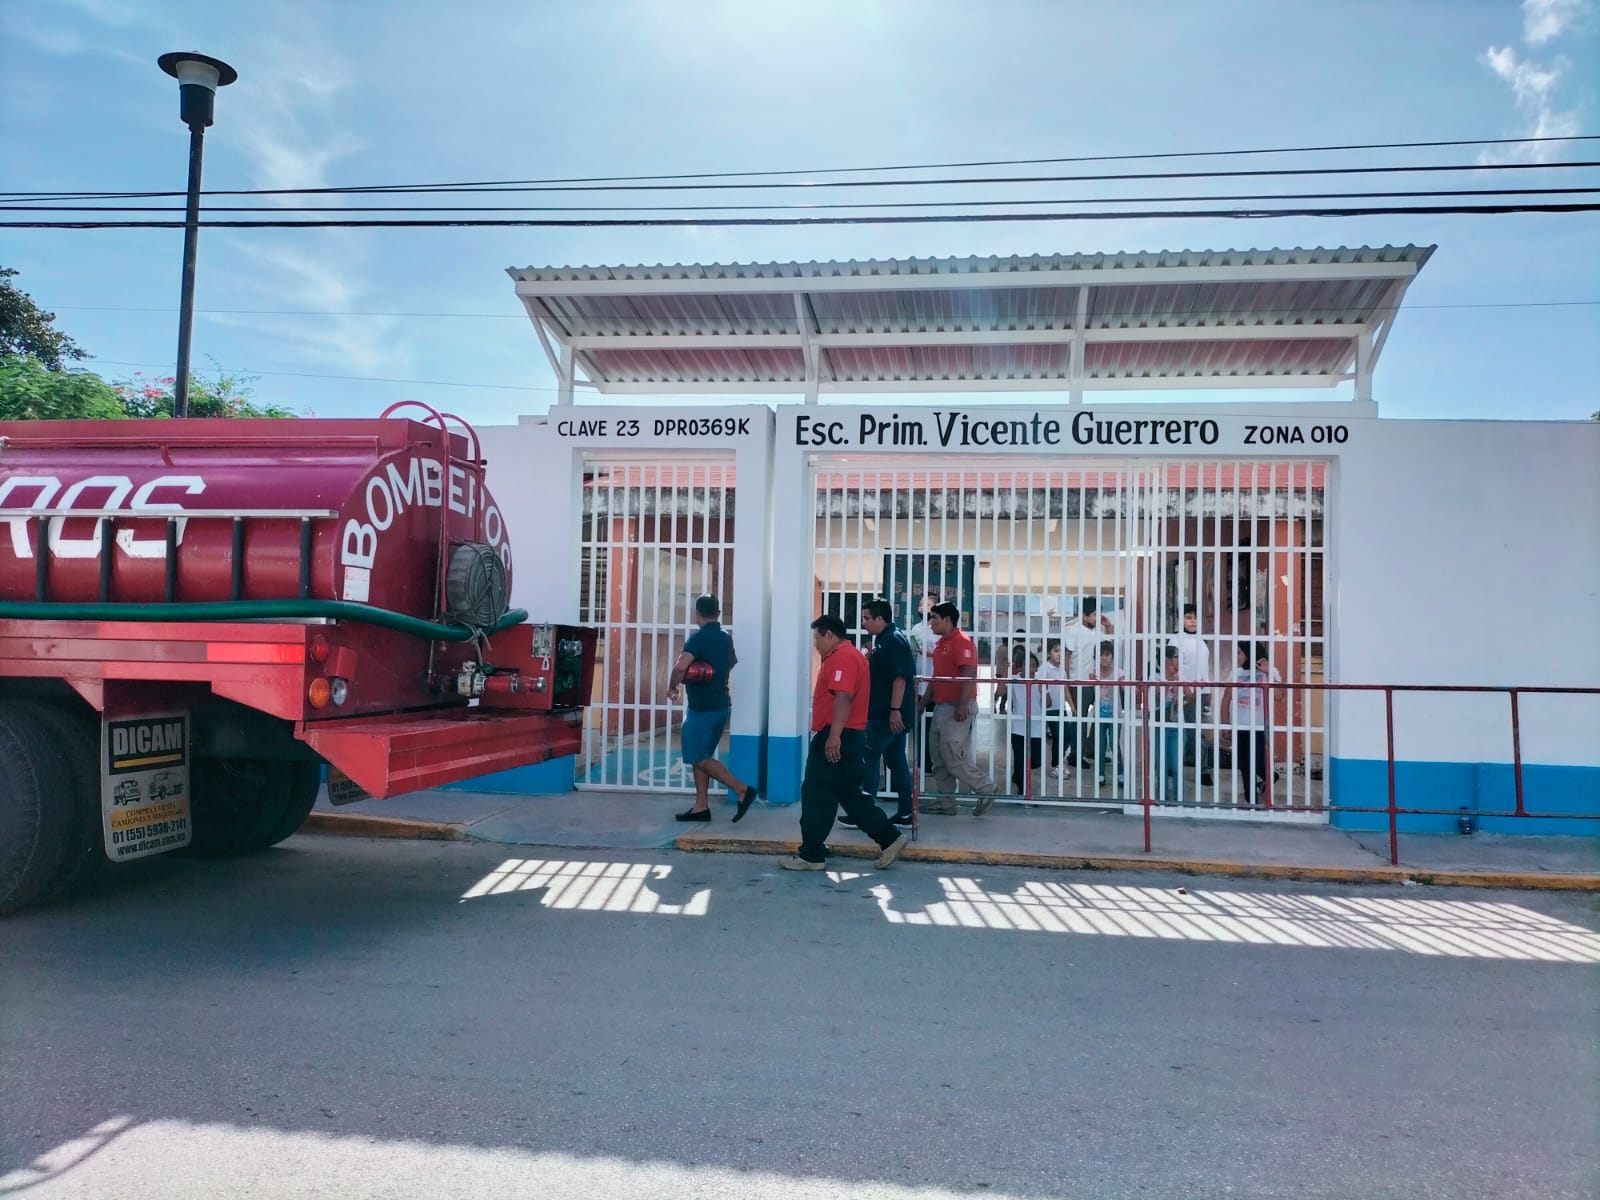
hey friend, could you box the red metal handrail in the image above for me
[908,674,1599,864]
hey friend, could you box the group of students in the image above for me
[667,592,1284,873]
[998,613,1283,806]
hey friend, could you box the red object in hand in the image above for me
[685,661,715,683]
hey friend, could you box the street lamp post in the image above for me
[157,52,237,418]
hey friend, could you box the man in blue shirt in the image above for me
[843,598,918,828]
[668,594,759,823]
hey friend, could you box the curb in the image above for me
[672,834,1600,892]
[301,812,468,841]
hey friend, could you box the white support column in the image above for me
[1069,286,1089,406]
[795,292,820,405]
[729,408,775,794]
[765,409,812,802]
[557,341,576,408]
[1354,329,1373,407]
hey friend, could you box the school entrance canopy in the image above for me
[508,245,1433,406]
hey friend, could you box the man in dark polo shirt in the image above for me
[841,598,917,828]
[781,614,910,871]
[668,594,758,823]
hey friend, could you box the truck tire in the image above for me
[260,762,323,847]
[184,757,320,857]
[0,704,77,915]
[30,704,105,903]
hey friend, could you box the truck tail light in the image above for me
[310,635,331,663]
[308,678,332,708]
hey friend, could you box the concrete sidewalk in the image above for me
[305,787,1600,890]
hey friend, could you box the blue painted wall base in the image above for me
[1329,758,1600,836]
[440,754,576,796]
[765,735,804,805]
[729,734,765,802]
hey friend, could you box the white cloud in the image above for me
[1476,1,1589,165]
[1522,0,1588,43]
[1482,44,1563,105]
[195,35,406,378]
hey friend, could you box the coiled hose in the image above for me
[0,600,529,642]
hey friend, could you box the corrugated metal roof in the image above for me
[510,246,1432,394]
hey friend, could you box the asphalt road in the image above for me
[2,836,1597,1200]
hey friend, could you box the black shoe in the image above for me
[733,784,759,823]
[838,816,860,829]
[675,808,711,822]
[891,812,915,826]
[1201,773,1215,787]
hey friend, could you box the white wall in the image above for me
[480,406,776,748]
[1331,419,1600,765]
[482,402,1600,777]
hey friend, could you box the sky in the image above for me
[1,0,1596,424]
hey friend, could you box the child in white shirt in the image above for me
[1003,646,1051,793]
[1225,640,1281,806]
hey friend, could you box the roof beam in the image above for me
[1069,286,1089,406]
[593,373,1350,395]
[566,323,1366,351]
[513,259,1417,298]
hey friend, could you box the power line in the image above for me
[3,133,1596,201]
[5,158,1599,206]
[10,185,1600,215]
[6,201,1599,229]
[48,299,1600,320]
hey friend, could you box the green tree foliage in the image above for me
[0,355,125,420]
[0,267,84,369]
[111,366,296,419]
[1,265,295,420]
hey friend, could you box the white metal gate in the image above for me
[577,458,736,793]
[809,458,1327,816]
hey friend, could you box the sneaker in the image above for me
[875,833,909,869]
[675,808,711,822]
[973,793,996,817]
[890,812,915,826]
[779,855,825,871]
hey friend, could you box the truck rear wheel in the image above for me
[0,704,77,915]
[30,704,104,903]
[184,757,322,857]
[261,762,323,847]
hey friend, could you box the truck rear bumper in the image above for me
[297,708,583,799]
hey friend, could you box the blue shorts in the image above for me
[681,708,729,766]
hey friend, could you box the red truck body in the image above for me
[0,411,594,911]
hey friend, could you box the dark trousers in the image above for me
[1068,687,1096,763]
[1044,708,1062,767]
[800,729,900,863]
[1009,733,1042,792]
[859,718,913,817]
[1182,700,1215,770]
[1236,728,1269,803]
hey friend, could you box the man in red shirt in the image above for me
[920,602,997,815]
[781,614,910,871]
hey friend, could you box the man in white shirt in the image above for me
[1060,597,1115,768]
[1173,603,1216,787]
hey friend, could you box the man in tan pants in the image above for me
[919,602,997,816]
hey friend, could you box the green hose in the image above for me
[0,599,529,642]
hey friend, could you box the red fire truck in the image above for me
[0,405,595,913]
